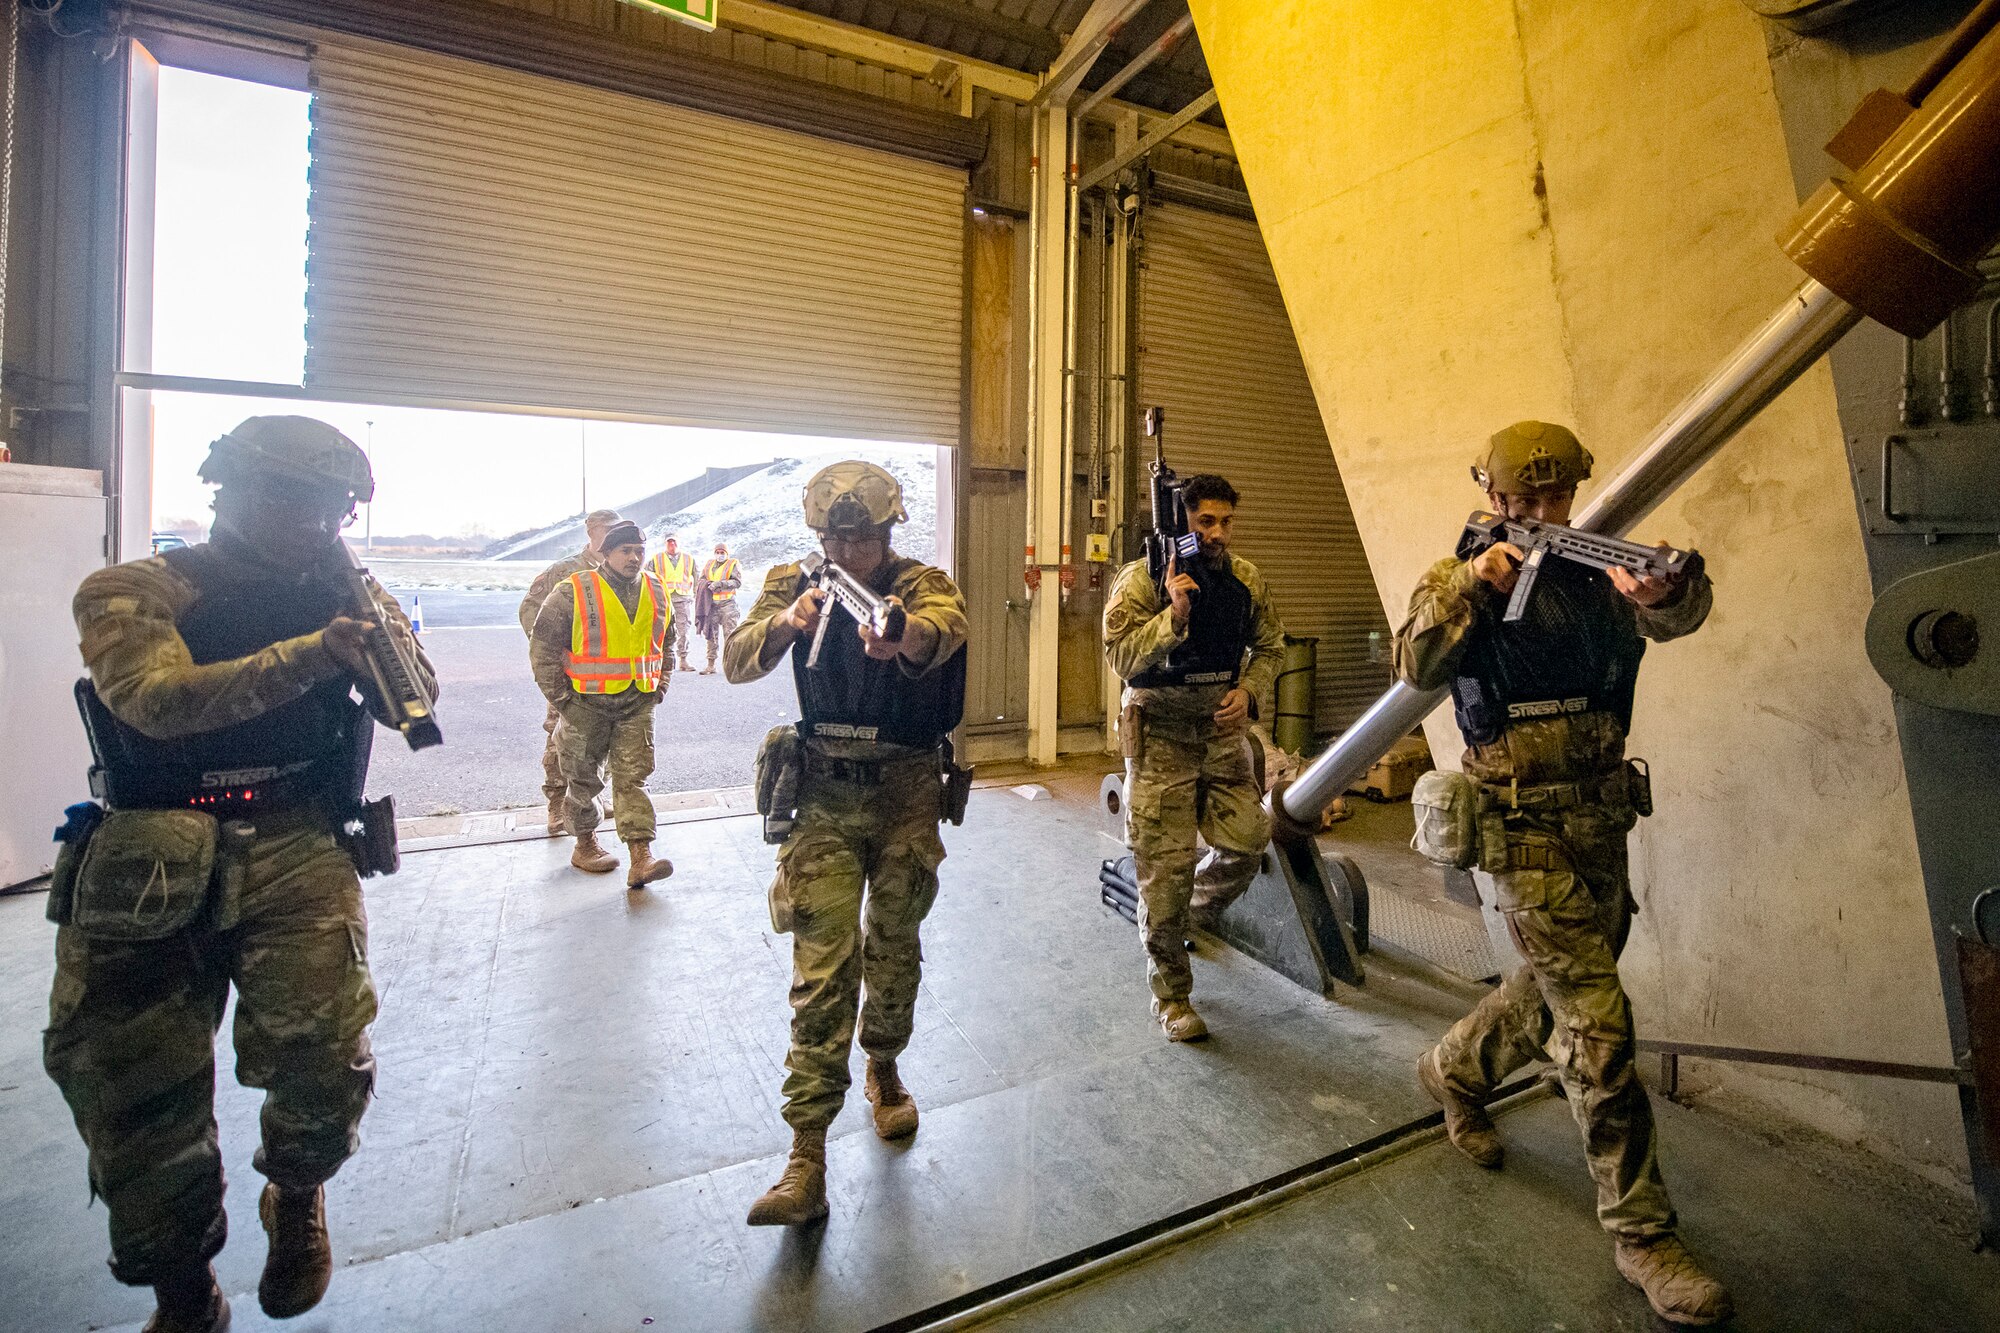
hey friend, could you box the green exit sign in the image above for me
[619,0,717,32]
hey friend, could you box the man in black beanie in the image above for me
[529,520,676,887]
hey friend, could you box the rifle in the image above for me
[1141,406,1200,594]
[799,551,908,669]
[1458,510,1703,623]
[337,542,444,750]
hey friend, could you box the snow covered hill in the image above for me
[645,448,938,586]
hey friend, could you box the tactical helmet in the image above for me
[802,461,907,532]
[1471,421,1593,494]
[198,415,374,503]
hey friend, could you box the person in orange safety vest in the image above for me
[696,542,743,674]
[648,534,699,674]
[530,520,675,888]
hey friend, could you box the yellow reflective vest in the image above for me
[565,570,668,694]
[649,551,696,595]
[703,556,742,602]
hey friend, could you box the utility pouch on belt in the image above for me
[1409,770,1481,870]
[45,802,104,925]
[1625,757,1654,818]
[755,724,803,845]
[1476,809,1510,875]
[1119,702,1144,761]
[338,797,401,878]
[67,808,219,940]
[939,738,973,827]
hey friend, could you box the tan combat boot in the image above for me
[545,796,567,836]
[745,1129,828,1226]
[1417,1048,1504,1169]
[1613,1233,1734,1326]
[1153,998,1209,1042]
[678,655,695,673]
[571,832,617,874]
[864,1058,920,1140]
[258,1182,332,1318]
[625,841,674,888]
[699,653,717,676]
[144,1264,229,1333]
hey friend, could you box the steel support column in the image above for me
[1024,103,1070,766]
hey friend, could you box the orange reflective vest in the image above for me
[565,570,668,694]
[649,551,696,595]
[703,556,742,602]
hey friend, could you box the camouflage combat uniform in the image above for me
[725,555,968,1132]
[520,545,601,810]
[1104,555,1285,1002]
[530,572,666,843]
[1394,554,1712,1239]
[45,547,433,1286]
[700,556,743,668]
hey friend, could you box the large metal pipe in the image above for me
[1276,280,1860,827]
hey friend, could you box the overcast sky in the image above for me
[147,65,920,541]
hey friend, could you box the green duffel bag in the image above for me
[67,809,219,940]
[1409,769,1481,870]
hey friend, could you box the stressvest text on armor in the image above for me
[788,558,964,749]
[1128,558,1254,690]
[92,542,368,811]
[566,570,668,694]
[1450,556,1646,746]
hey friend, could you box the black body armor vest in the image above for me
[1449,556,1646,747]
[1129,558,1254,690]
[789,559,965,749]
[83,542,369,814]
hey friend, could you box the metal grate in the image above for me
[1367,889,1500,984]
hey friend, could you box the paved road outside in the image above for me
[369,589,794,816]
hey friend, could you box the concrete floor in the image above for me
[1,779,1991,1332]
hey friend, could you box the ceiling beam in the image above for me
[865,0,1063,66]
[1034,0,1156,104]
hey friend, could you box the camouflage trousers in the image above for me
[1127,723,1272,1002]
[43,821,378,1285]
[770,751,944,1131]
[557,689,660,843]
[669,595,693,663]
[1430,797,1677,1239]
[703,601,741,664]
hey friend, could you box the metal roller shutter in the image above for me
[1137,202,1390,733]
[304,35,965,444]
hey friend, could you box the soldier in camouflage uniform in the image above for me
[519,508,623,834]
[1395,421,1730,1327]
[44,417,436,1333]
[697,542,744,674]
[530,520,675,889]
[1105,473,1285,1042]
[725,462,968,1227]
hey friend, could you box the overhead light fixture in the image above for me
[617,0,718,33]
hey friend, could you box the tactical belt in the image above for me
[1480,768,1629,812]
[804,750,937,786]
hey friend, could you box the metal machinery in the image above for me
[1232,0,2000,1242]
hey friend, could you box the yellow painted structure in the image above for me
[1190,0,1962,1180]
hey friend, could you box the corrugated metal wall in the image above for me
[1136,202,1390,734]
[304,34,966,443]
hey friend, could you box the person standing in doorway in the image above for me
[1104,473,1285,1043]
[725,462,968,1227]
[45,416,435,1332]
[519,509,622,834]
[648,534,699,673]
[697,541,743,674]
[1396,421,1728,1328]
[530,521,675,889]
